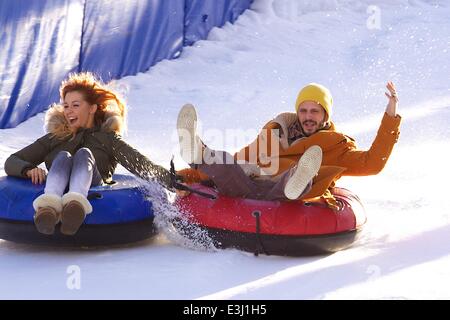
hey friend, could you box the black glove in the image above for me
[169,157,216,200]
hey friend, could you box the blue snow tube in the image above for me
[0,174,158,246]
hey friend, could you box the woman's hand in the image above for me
[26,168,47,184]
[174,182,191,198]
[175,188,191,198]
[385,81,398,117]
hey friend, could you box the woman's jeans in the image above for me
[44,148,102,197]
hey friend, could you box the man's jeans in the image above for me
[194,147,312,201]
[44,148,102,197]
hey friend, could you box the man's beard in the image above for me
[301,120,324,136]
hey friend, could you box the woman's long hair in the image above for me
[50,72,127,139]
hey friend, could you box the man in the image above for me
[176,82,401,207]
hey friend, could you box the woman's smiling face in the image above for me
[63,91,97,131]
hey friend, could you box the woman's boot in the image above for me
[32,194,62,235]
[60,192,92,235]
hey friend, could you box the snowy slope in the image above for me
[1,0,450,299]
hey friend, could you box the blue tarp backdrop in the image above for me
[80,0,185,82]
[184,0,253,46]
[0,0,252,129]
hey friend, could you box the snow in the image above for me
[1,0,450,299]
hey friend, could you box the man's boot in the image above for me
[284,145,322,200]
[177,104,203,164]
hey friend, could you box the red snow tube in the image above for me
[174,185,366,256]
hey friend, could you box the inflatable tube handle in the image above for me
[252,210,268,257]
[87,192,103,200]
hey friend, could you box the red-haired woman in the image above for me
[5,73,172,236]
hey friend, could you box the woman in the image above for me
[4,72,172,236]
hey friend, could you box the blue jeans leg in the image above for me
[44,151,72,196]
[69,148,102,197]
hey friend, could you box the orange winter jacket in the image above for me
[178,112,401,206]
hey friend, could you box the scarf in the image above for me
[287,120,331,145]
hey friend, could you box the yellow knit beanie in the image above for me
[295,83,333,121]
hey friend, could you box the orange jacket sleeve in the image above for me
[176,167,211,184]
[335,113,401,176]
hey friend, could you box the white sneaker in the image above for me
[177,104,202,164]
[284,145,322,200]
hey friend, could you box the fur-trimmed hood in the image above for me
[269,112,334,149]
[44,103,125,137]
